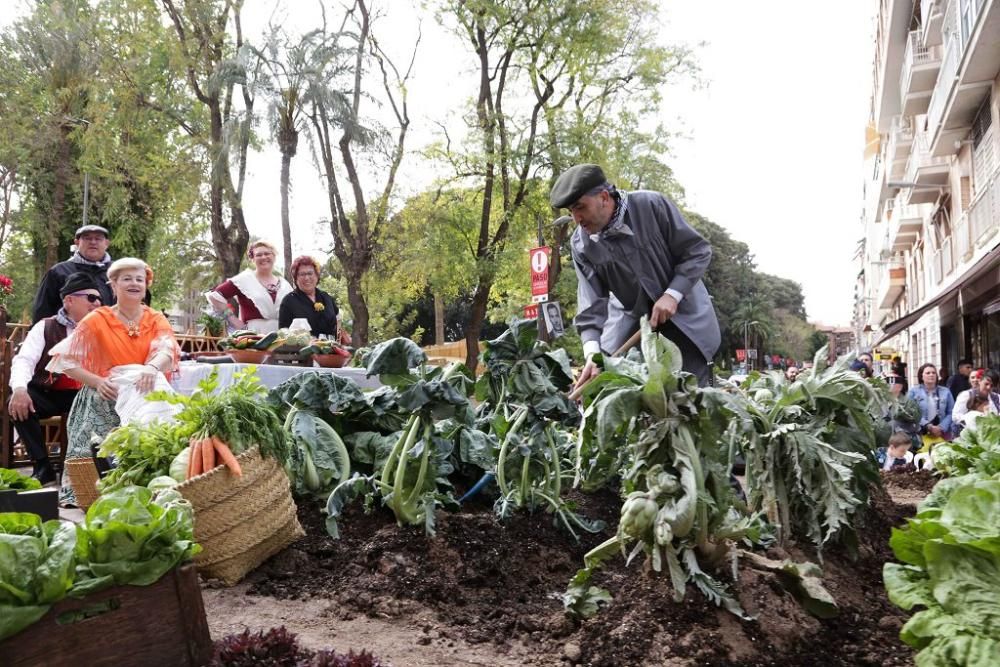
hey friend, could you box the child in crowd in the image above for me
[959,393,991,431]
[876,431,915,471]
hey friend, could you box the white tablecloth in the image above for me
[170,361,381,395]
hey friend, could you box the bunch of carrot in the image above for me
[186,435,243,480]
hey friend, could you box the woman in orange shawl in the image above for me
[47,258,180,505]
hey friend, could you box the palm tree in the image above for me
[256,27,345,278]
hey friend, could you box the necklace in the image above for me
[259,275,279,295]
[116,306,142,337]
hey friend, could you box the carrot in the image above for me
[202,435,216,473]
[189,440,203,479]
[186,439,198,480]
[211,437,242,478]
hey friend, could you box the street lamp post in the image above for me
[743,320,759,371]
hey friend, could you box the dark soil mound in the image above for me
[880,468,937,493]
[245,487,917,666]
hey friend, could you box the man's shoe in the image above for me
[31,462,58,486]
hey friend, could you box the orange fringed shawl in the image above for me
[49,306,180,378]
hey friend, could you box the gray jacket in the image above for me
[571,190,721,362]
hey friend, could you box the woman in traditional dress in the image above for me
[47,258,180,505]
[277,256,342,338]
[205,240,293,334]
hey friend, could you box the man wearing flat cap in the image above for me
[552,164,720,388]
[8,272,103,483]
[32,224,115,323]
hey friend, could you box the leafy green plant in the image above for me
[197,312,226,337]
[933,414,1000,477]
[148,367,291,464]
[568,319,750,616]
[98,420,193,492]
[0,513,77,640]
[476,318,600,538]
[0,469,43,491]
[71,485,200,595]
[717,346,886,551]
[325,338,473,536]
[883,474,1000,666]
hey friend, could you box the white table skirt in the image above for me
[170,361,381,395]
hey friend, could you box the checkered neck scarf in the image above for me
[598,190,630,240]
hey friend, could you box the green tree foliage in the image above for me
[431,0,695,372]
[0,0,209,312]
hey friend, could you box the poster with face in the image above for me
[543,302,565,338]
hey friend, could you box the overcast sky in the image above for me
[4,1,877,325]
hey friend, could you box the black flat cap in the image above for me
[549,164,607,208]
[59,272,102,299]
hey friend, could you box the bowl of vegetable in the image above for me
[313,353,350,368]
[301,339,352,367]
[228,348,269,364]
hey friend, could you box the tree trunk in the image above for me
[434,292,445,345]
[279,148,293,279]
[464,280,491,372]
[346,272,369,347]
[44,128,72,271]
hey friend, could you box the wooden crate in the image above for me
[2,564,213,667]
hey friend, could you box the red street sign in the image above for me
[529,246,550,303]
[736,349,746,362]
[523,304,538,319]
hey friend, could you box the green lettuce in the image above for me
[70,486,200,596]
[0,512,77,640]
[0,468,43,491]
[883,476,1000,666]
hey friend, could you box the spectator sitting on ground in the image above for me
[876,431,915,471]
[952,369,1000,435]
[959,393,991,432]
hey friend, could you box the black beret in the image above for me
[549,164,607,208]
[60,272,103,299]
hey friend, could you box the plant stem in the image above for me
[496,406,529,497]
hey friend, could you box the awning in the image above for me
[875,240,1000,346]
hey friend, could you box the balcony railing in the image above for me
[900,30,941,101]
[970,167,1000,243]
[941,236,954,280]
[927,36,959,139]
[954,212,971,259]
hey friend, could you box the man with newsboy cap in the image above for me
[32,224,115,323]
[551,164,720,389]
[9,272,103,483]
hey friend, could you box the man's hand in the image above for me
[650,293,679,329]
[927,424,944,438]
[8,388,34,421]
[96,378,119,401]
[571,358,600,397]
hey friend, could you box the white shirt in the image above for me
[9,320,51,390]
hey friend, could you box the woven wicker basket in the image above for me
[177,447,303,585]
[65,458,100,509]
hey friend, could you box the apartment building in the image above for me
[855,0,1000,383]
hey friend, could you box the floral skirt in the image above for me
[59,386,120,506]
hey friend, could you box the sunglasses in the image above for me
[70,292,102,303]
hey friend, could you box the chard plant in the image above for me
[324,338,474,537]
[717,346,887,552]
[476,319,601,539]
